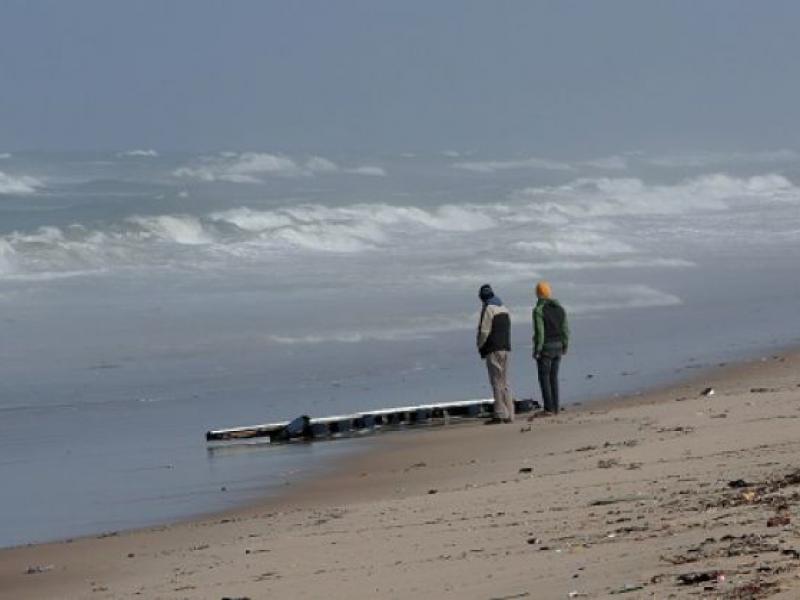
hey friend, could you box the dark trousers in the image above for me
[537,347,562,413]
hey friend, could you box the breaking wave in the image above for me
[0,171,43,195]
[0,173,796,280]
[172,152,388,182]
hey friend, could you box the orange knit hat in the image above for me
[536,280,552,299]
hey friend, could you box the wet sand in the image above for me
[3,351,800,599]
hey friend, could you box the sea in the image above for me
[1,149,799,548]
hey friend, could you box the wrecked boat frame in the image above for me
[206,398,538,445]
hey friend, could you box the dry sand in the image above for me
[3,352,800,599]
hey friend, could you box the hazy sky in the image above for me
[1,1,798,154]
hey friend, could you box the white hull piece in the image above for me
[206,398,539,445]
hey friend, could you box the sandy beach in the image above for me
[3,351,800,599]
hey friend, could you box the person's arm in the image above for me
[561,308,570,354]
[533,303,544,358]
[477,305,493,352]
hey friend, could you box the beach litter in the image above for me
[519,466,533,473]
[701,387,715,396]
[609,583,645,594]
[677,570,722,585]
[728,479,751,488]
[25,564,54,575]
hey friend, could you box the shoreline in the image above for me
[3,348,800,598]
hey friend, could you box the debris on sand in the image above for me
[677,570,722,585]
[489,593,530,600]
[589,495,647,507]
[609,583,645,594]
[701,387,715,397]
[404,462,427,472]
[767,514,791,527]
[728,479,751,488]
[657,425,695,434]
[25,564,54,575]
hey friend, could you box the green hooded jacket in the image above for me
[532,298,570,355]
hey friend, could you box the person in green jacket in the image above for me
[532,281,569,414]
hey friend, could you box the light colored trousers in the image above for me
[486,350,514,421]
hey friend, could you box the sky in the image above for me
[1,0,799,155]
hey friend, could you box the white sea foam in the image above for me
[267,315,475,345]
[208,207,294,231]
[1,172,795,281]
[0,239,16,274]
[117,149,159,158]
[511,174,797,218]
[305,156,339,173]
[539,257,695,271]
[566,284,683,315]
[0,171,43,195]
[346,165,387,176]
[515,231,635,256]
[126,215,213,245]
[174,152,307,182]
[173,153,387,182]
[453,156,573,173]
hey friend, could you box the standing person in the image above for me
[532,281,569,415]
[477,284,514,424]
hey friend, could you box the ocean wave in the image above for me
[0,173,795,280]
[117,149,159,158]
[345,165,386,177]
[126,215,214,245]
[515,230,635,256]
[453,156,573,173]
[173,152,387,183]
[0,171,43,195]
[511,173,796,217]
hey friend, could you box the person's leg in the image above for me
[498,351,514,422]
[486,352,509,420]
[537,355,553,413]
[549,354,561,414]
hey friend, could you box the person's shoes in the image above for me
[484,417,503,425]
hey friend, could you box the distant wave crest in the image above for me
[0,171,43,195]
[173,152,386,183]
